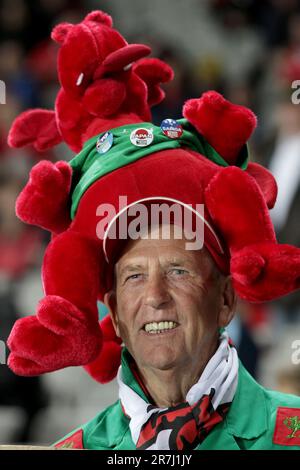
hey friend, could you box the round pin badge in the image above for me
[160,119,183,139]
[96,132,113,154]
[130,128,154,147]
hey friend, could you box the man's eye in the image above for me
[125,274,142,282]
[169,268,188,276]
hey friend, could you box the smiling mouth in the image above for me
[143,321,179,334]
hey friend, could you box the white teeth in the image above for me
[144,321,178,333]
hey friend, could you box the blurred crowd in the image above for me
[0,0,300,445]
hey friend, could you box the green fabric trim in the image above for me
[69,119,249,219]
[225,363,267,439]
[120,347,150,402]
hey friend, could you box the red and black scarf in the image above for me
[118,332,238,450]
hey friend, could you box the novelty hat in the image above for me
[6,10,300,383]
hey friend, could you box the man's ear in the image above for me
[104,291,121,338]
[218,276,237,328]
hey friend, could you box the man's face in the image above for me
[106,225,235,373]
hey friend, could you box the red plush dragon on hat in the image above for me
[7,10,300,383]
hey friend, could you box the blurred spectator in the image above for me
[0,170,44,278]
[227,313,260,379]
[0,161,48,443]
[277,367,300,396]
[0,288,48,443]
[151,46,197,122]
[0,41,39,109]
[0,0,31,48]
[266,102,300,321]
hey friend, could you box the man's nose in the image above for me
[144,274,172,309]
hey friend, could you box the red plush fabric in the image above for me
[8,295,102,375]
[82,79,126,117]
[41,231,101,317]
[120,72,150,122]
[7,230,105,375]
[204,167,300,302]
[100,315,122,343]
[205,166,276,251]
[8,11,171,154]
[84,10,113,27]
[55,23,126,100]
[133,58,174,106]
[8,109,62,152]
[97,44,151,76]
[83,316,122,383]
[231,242,300,302]
[16,160,72,234]
[55,89,91,152]
[183,90,257,164]
[6,9,300,383]
[245,162,278,209]
[51,22,73,44]
[84,340,122,384]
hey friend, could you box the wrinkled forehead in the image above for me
[123,222,198,248]
[114,223,218,276]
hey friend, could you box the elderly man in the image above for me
[55,223,300,450]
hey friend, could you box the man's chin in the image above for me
[137,344,181,371]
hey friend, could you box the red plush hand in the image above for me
[7,296,102,375]
[16,160,72,234]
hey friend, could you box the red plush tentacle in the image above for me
[8,296,103,375]
[124,73,151,121]
[15,160,72,234]
[8,109,62,152]
[84,340,122,384]
[245,162,278,209]
[7,231,105,375]
[42,231,101,317]
[133,58,174,107]
[205,167,300,302]
[231,242,300,302]
[183,91,257,165]
[84,316,122,384]
[205,166,276,253]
